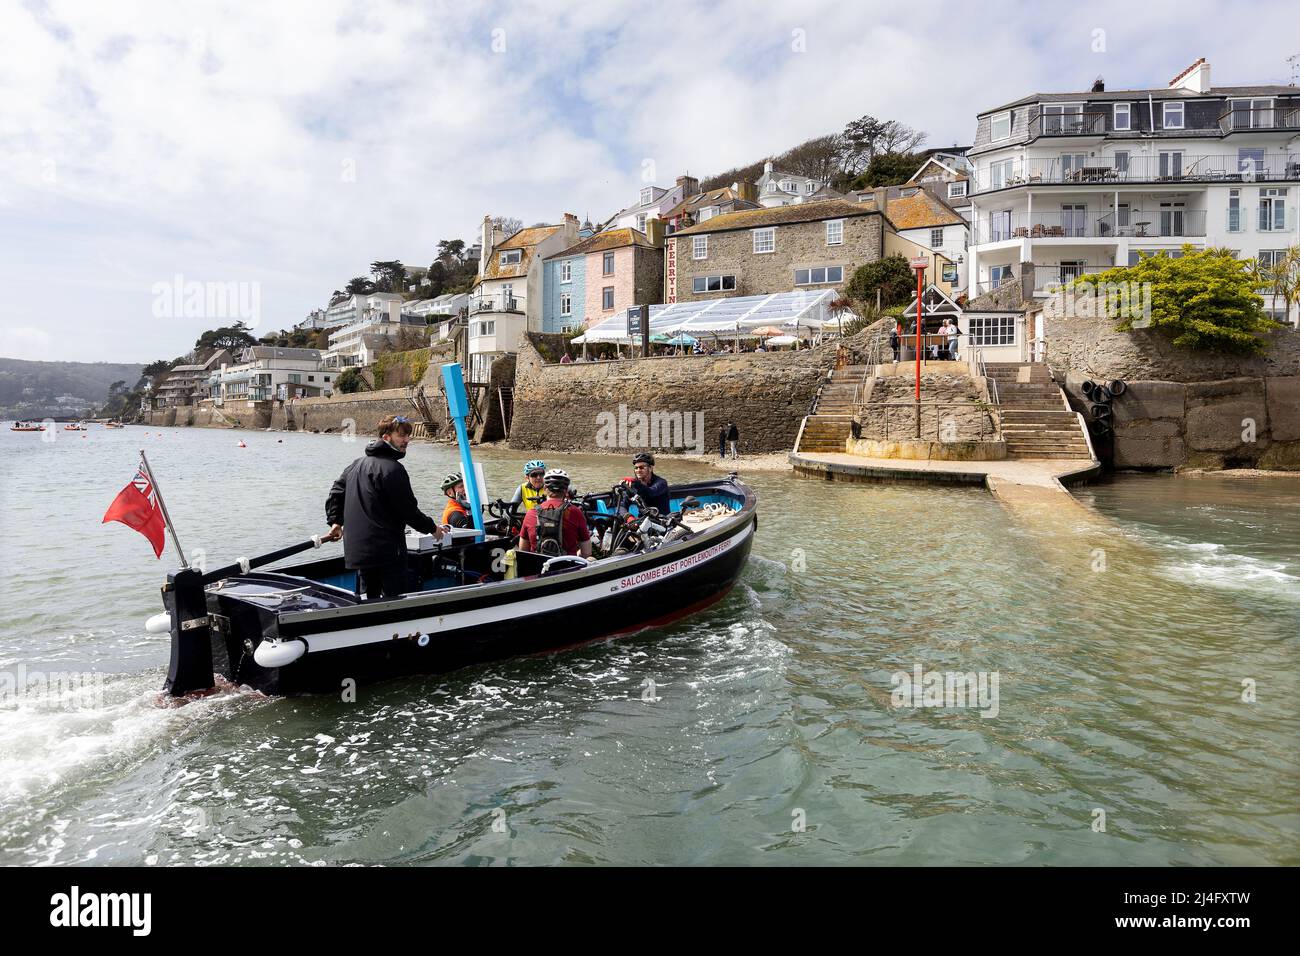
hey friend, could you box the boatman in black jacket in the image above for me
[623,452,671,514]
[324,415,444,600]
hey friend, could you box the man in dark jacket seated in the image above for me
[324,415,444,599]
[625,452,671,514]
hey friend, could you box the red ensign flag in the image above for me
[102,462,166,558]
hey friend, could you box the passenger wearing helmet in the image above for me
[440,473,472,529]
[624,452,671,514]
[511,460,547,512]
[518,468,591,558]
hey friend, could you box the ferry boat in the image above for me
[157,477,757,697]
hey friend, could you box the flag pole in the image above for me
[139,448,189,568]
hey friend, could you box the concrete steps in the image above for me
[991,364,1092,461]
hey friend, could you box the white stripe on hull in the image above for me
[300,522,753,655]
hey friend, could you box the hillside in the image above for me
[0,358,145,418]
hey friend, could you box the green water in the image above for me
[0,426,1296,864]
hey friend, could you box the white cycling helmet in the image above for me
[542,468,570,491]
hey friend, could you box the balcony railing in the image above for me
[972,153,1300,193]
[1218,105,1300,133]
[470,293,521,314]
[975,209,1207,244]
[1032,265,1108,293]
[1028,108,1109,137]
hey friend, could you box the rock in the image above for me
[1114,434,1186,469]
[1265,377,1300,442]
[1184,378,1267,452]
[1257,440,1300,470]
[1111,381,1186,424]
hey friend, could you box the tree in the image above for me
[839,115,926,175]
[491,215,523,238]
[344,276,374,295]
[780,133,844,185]
[369,260,407,293]
[437,239,466,262]
[195,322,257,353]
[1070,246,1278,353]
[1253,245,1300,326]
[851,151,926,189]
[845,255,916,310]
[335,367,367,394]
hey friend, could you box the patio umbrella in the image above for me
[666,333,698,346]
[767,335,799,347]
[751,325,784,337]
[650,332,673,343]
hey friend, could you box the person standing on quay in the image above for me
[727,421,740,460]
[719,422,729,459]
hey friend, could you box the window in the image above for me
[989,209,1012,242]
[781,180,796,193]
[476,320,495,336]
[560,293,572,316]
[308,375,315,382]
[948,181,967,199]
[826,220,844,245]
[1232,98,1274,129]
[603,251,615,275]
[1238,148,1265,178]
[560,261,572,282]
[1158,150,1183,179]
[1113,102,1131,131]
[793,266,844,285]
[990,159,1014,190]
[805,181,816,193]
[602,286,615,310]
[1113,150,1130,175]
[288,374,301,384]
[324,376,331,382]
[1042,104,1083,133]
[752,228,775,254]
[930,228,944,248]
[990,111,1011,141]
[1159,202,1186,237]
[989,264,1013,287]
[1227,189,1242,232]
[1260,188,1288,230]
[1061,203,1087,237]
[698,207,715,221]
[640,186,654,206]
[499,249,521,266]
[969,315,1016,346]
[693,236,708,260]
[692,275,737,293]
[635,214,647,232]
[1162,101,1184,130]
[767,183,777,193]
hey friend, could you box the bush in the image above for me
[1069,246,1279,354]
[335,367,366,394]
[373,348,430,389]
[845,255,915,310]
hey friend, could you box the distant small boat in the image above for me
[9,422,43,432]
[105,421,125,429]
[64,422,88,431]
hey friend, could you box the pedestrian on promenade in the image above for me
[890,320,901,362]
[727,421,740,459]
[719,422,729,459]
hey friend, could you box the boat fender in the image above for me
[144,612,172,634]
[540,555,589,576]
[253,638,307,669]
[417,634,430,648]
[1109,379,1127,396]
[238,556,250,574]
[1093,384,1112,402]
[1081,380,1096,398]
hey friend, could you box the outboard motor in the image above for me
[162,567,216,697]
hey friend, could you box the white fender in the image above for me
[144,612,172,634]
[253,639,307,669]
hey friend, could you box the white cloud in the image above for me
[0,0,1293,361]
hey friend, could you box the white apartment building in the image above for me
[322,291,404,329]
[966,59,1300,325]
[210,347,332,403]
[324,312,429,368]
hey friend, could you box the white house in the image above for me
[212,347,332,403]
[966,58,1300,325]
[756,160,833,207]
[325,312,429,368]
[467,213,581,382]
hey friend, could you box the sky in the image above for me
[0,0,1295,364]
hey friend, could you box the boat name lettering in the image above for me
[618,538,733,590]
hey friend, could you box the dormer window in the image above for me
[991,111,1011,141]
[640,186,654,206]
[1162,102,1184,130]
[499,249,522,266]
[948,181,967,199]
[805,181,816,193]
[1113,102,1131,131]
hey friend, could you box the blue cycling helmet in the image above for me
[524,459,546,476]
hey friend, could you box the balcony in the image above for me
[1219,105,1300,133]
[1028,107,1109,137]
[972,153,1300,193]
[1032,265,1108,294]
[975,210,1206,244]
[470,292,521,314]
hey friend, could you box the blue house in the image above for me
[541,248,587,333]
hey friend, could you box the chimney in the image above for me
[763,160,774,175]
[676,174,700,197]
[872,187,888,215]
[734,179,758,204]
[479,215,494,278]
[1091,76,1105,93]
[561,212,580,242]
[1169,57,1210,93]
[645,217,665,247]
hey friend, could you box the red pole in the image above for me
[914,265,924,402]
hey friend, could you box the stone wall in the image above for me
[508,334,851,454]
[1045,309,1300,470]
[859,373,998,443]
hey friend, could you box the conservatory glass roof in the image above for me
[574,289,849,343]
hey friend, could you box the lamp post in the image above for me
[910,256,929,408]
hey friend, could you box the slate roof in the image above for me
[543,228,657,260]
[478,225,563,282]
[660,186,754,221]
[881,189,966,230]
[670,199,878,236]
[980,84,1298,117]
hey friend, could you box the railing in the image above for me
[971,153,1300,193]
[855,401,996,442]
[968,346,1000,407]
[1218,105,1300,133]
[976,209,1208,243]
[1028,108,1109,137]
[469,293,521,313]
[1032,265,1107,293]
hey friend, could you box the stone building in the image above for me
[666,199,886,304]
